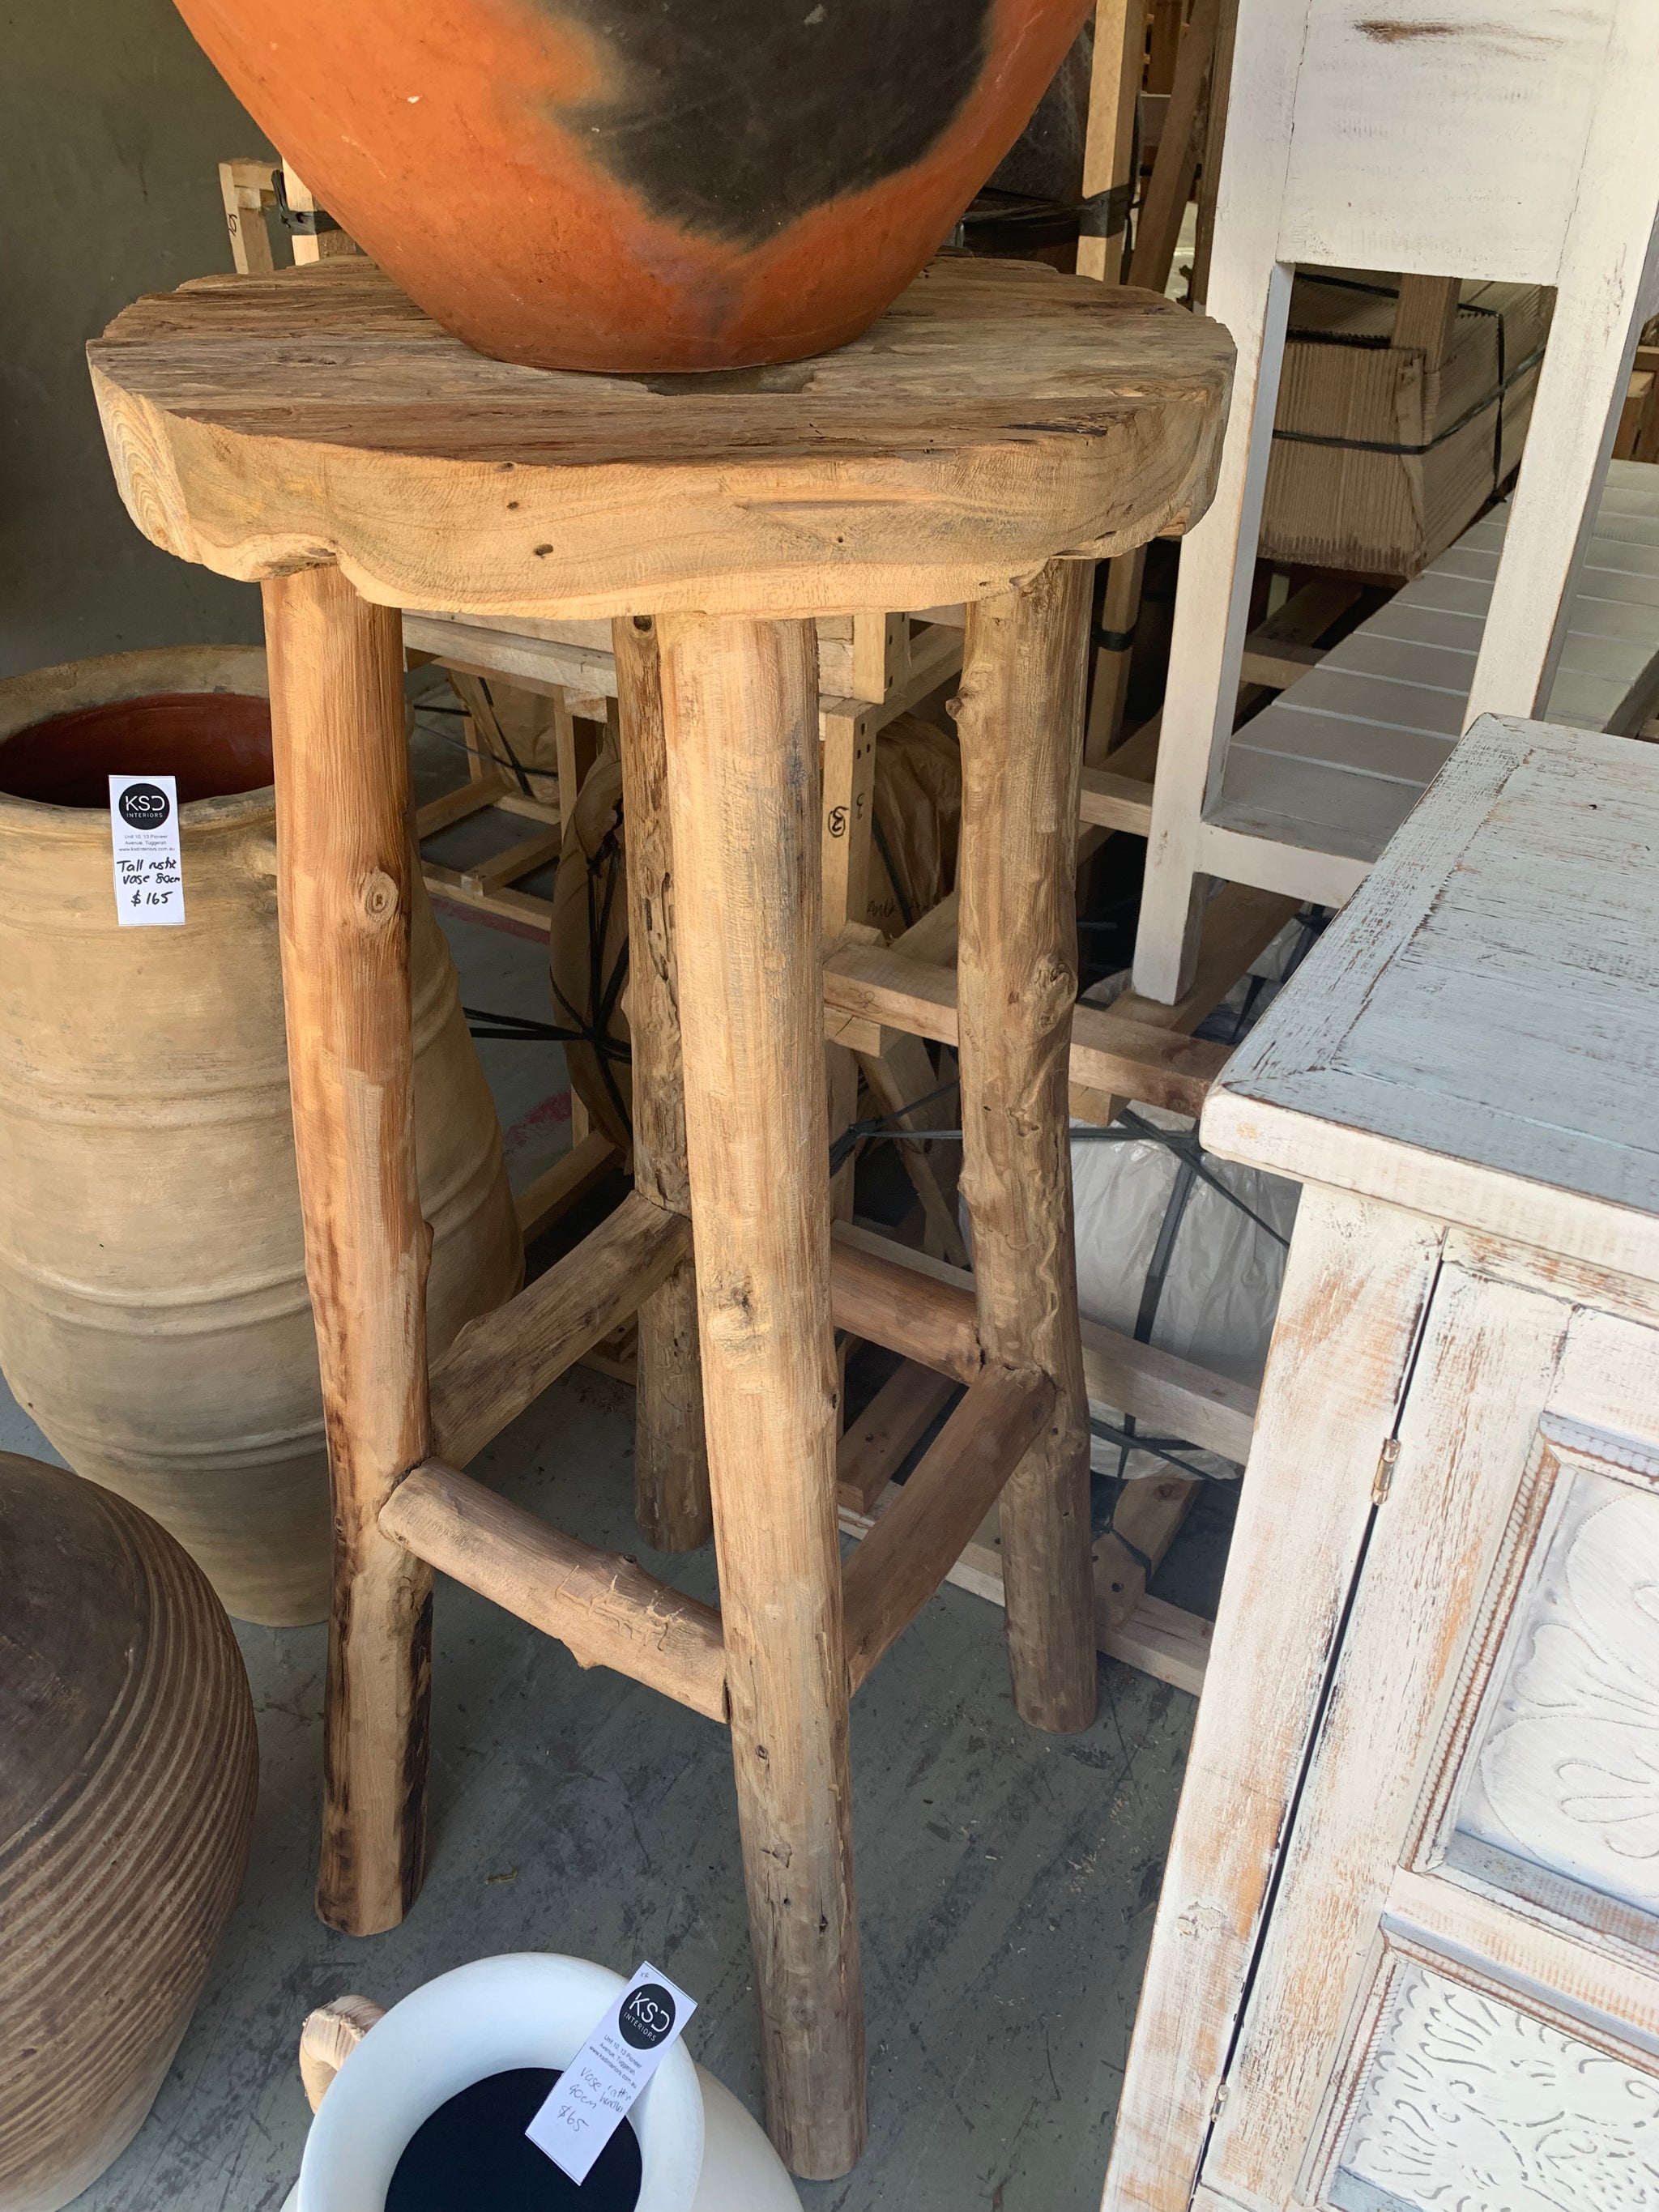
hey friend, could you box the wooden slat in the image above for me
[430,1191,689,1468]
[1080,765,1156,834]
[492,790,563,828]
[836,1361,960,1513]
[822,942,1229,1117]
[1095,1472,1205,1643]
[1081,1318,1256,1464]
[891,890,959,968]
[420,860,553,931]
[1098,1591,1212,1698]
[459,825,563,893]
[380,1459,727,1722]
[512,1132,621,1247]
[415,779,510,838]
[1238,639,1324,689]
[1128,0,1221,295]
[841,1366,1057,1690]
[838,1485,1213,1698]
[1212,463,1659,893]
[404,612,620,698]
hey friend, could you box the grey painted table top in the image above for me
[1203,714,1659,1282]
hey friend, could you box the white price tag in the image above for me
[109,774,185,927]
[525,1963,697,2186]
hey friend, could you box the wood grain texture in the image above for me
[1128,0,1220,296]
[1094,1474,1204,1641]
[1203,1266,1570,2206]
[429,1191,690,1472]
[954,560,1097,1733]
[1102,1190,1444,2212]
[1075,0,1141,282]
[842,1365,1056,1691]
[1203,718,1659,1285]
[0,1455,257,2212]
[821,940,1230,1115]
[828,1223,983,1384]
[381,1460,728,1724]
[833,1221,1256,1459]
[835,1360,960,1515]
[838,1481,1213,1698]
[87,255,1232,620]
[297,1996,385,2114]
[658,611,864,2177]
[265,565,433,1937]
[613,614,710,1553]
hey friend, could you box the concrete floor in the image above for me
[4,743,1233,2212]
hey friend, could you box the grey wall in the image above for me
[2,0,275,678]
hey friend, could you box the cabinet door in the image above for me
[1199,1262,1659,2212]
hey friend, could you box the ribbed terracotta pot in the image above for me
[0,648,523,1627]
[170,0,1095,371]
[0,1451,257,2212]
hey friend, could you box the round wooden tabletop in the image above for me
[90,253,1232,620]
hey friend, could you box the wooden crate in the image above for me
[1258,270,1553,580]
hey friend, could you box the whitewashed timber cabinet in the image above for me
[1103,715,1659,2212]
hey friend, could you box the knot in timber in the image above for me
[1013,951,1078,1034]
[701,1266,780,1366]
[359,869,399,927]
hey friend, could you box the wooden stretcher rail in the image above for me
[832,1223,1258,1464]
[828,1223,982,1382]
[821,942,1230,1117]
[841,1365,1056,1692]
[430,1191,689,1468]
[838,1478,1215,1699]
[380,1459,729,1722]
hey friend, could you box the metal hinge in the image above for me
[1210,2081,1230,2125]
[1372,1436,1401,1504]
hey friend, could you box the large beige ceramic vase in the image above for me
[0,647,522,1625]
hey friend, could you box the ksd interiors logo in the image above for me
[117,781,172,831]
[616,1982,677,2052]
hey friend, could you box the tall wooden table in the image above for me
[89,253,1230,2177]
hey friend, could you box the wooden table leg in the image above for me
[658,612,866,2180]
[264,565,434,1934]
[954,560,1098,1734]
[612,615,710,1553]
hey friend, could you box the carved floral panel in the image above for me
[1332,1956,1659,2212]
[1456,1464,1659,1918]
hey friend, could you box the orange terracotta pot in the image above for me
[173,0,1094,371]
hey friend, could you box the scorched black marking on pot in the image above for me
[547,0,995,245]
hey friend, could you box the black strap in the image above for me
[1269,346,1543,462]
[272,168,343,237]
[1094,621,1138,655]
[1276,271,1537,492]
[1077,182,1134,239]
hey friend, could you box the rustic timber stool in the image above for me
[89,253,1230,2178]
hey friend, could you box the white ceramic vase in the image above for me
[284,1955,800,2212]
